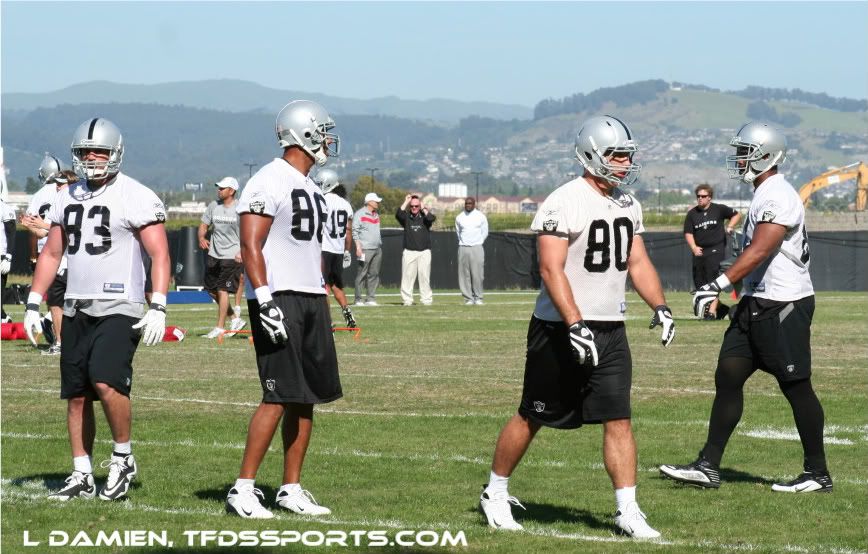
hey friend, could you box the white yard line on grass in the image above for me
[2,481,864,554]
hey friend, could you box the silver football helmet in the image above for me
[71,118,124,180]
[726,121,787,183]
[574,115,641,186]
[38,153,64,184]
[275,100,340,167]
[314,168,341,194]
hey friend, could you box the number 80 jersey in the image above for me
[531,178,644,322]
[236,158,328,296]
[48,172,166,303]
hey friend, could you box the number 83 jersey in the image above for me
[48,172,166,303]
[236,158,328,295]
[531,177,644,322]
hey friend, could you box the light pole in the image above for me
[655,176,665,214]
[366,167,379,187]
[243,163,257,180]
[470,171,483,202]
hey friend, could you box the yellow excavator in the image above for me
[798,161,867,211]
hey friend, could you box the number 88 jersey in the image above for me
[48,172,166,303]
[236,158,328,295]
[531,177,644,322]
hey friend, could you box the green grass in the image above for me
[2,291,866,553]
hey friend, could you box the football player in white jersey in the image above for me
[661,122,832,493]
[226,100,342,519]
[314,168,356,328]
[479,116,675,539]
[23,118,170,502]
[1,199,16,323]
[22,156,75,354]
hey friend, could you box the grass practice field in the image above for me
[2,291,866,553]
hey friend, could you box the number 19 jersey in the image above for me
[322,193,353,255]
[236,158,327,296]
[48,172,166,303]
[531,177,644,322]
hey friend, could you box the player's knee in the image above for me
[602,417,633,436]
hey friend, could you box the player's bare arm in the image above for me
[239,212,274,289]
[344,219,353,252]
[30,223,64,296]
[721,222,786,283]
[197,222,210,251]
[626,235,666,309]
[537,233,581,325]
[140,223,170,297]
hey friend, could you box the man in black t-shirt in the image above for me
[683,184,741,319]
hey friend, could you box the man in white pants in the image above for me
[396,194,436,306]
[455,197,488,305]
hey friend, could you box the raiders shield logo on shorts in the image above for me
[266,379,276,391]
[533,401,545,413]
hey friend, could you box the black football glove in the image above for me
[649,304,676,347]
[258,300,288,344]
[569,320,598,366]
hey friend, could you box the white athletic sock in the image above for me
[233,305,242,318]
[615,486,637,513]
[279,483,302,496]
[73,455,92,474]
[112,441,132,456]
[234,478,255,490]
[487,471,509,496]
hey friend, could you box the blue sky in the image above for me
[2,1,866,106]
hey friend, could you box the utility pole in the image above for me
[366,167,379,187]
[470,171,483,202]
[243,163,257,180]
[655,176,665,214]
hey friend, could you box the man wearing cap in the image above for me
[199,177,246,338]
[352,193,383,306]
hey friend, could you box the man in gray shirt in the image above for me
[199,177,246,338]
[352,192,383,306]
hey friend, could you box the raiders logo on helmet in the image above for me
[250,200,266,214]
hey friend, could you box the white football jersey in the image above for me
[741,174,813,301]
[531,178,644,322]
[236,158,327,296]
[27,184,58,253]
[48,172,166,303]
[322,193,353,254]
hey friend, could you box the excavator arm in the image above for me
[799,162,867,211]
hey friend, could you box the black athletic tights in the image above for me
[700,356,827,472]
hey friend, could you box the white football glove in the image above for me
[0,253,11,275]
[24,303,43,347]
[132,303,166,346]
[342,251,352,269]
[650,304,676,347]
[693,274,731,318]
[258,300,288,345]
[569,320,598,366]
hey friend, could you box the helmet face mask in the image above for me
[275,100,340,167]
[726,121,787,183]
[313,168,340,194]
[38,153,64,185]
[574,115,641,187]
[71,118,124,180]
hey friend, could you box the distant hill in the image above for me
[1,79,533,124]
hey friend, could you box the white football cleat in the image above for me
[614,501,661,539]
[226,484,273,519]
[224,318,247,338]
[479,486,525,531]
[202,327,224,339]
[275,488,332,515]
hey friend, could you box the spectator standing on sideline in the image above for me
[683,184,741,319]
[396,194,436,306]
[353,193,382,306]
[314,168,356,328]
[199,177,246,339]
[455,196,488,305]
